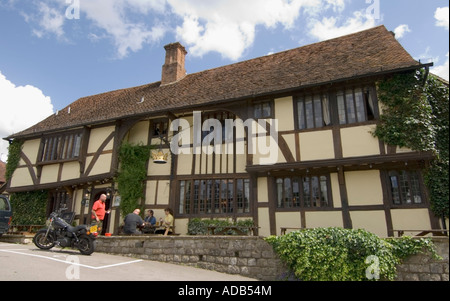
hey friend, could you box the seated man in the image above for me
[123,209,145,235]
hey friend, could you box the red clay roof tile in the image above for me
[9,25,420,139]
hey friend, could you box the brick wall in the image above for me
[95,235,448,281]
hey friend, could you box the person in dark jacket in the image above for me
[123,209,145,235]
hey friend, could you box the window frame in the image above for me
[295,92,332,130]
[387,170,426,207]
[150,118,169,139]
[39,130,83,163]
[294,84,378,131]
[178,177,251,216]
[253,100,274,119]
[275,174,333,210]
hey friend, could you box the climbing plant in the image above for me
[9,190,48,225]
[373,70,449,218]
[5,139,23,181]
[265,227,441,281]
[116,142,152,217]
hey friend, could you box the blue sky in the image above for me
[0,0,449,161]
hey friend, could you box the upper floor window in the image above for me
[151,119,168,137]
[295,85,377,130]
[276,175,332,208]
[337,87,376,125]
[296,93,331,130]
[388,170,424,205]
[40,131,83,163]
[254,100,273,119]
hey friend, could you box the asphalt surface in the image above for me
[0,241,257,282]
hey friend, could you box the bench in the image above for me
[392,229,448,237]
[207,226,259,236]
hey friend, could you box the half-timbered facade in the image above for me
[4,26,443,237]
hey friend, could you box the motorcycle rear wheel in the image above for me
[77,234,95,255]
[33,230,55,250]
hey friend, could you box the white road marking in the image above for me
[0,249,143,270]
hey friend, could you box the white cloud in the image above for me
[0,71,54,161]
[435,6,449,30]
[167,0,352,60]
[80,0,168,58]
[168,0,314,60]
[15,0,362,60]
[22,2,65,39]
[393,24,411,39]
[432,52,449,81]
[308,10,376,41]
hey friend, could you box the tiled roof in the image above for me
[9,25,420,139]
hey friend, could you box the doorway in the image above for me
[89,189,111,235]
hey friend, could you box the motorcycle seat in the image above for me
[67,225,87,233]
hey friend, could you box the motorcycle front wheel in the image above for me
[76,234,95,255]
[33,230,55,250]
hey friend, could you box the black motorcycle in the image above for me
[33,210,96,255]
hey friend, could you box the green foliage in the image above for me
[374,71,449,218]
[374,71,436,151]
[9,190,48,226]
[265,227,440,281]
[187,218,255,235]
[5,139,24,181]
[117,142,152,217]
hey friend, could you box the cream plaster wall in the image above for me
[345,170,384,206]
[60,161,81,181]
[350,210,388,237]
[274,96,294,132]
[20,139,41,164]
[9,167,34,187]
[341,125,379,157]
[391,208,432,234]
[305,211,343,228]
[299,130,334,161]
[88,126,115,153]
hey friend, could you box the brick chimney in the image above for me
[161,42,187,85]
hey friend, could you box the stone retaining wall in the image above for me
[95,235,449,281]
[95,235,287,281]
[395,237,449,281]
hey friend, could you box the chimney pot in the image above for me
[161,42,187,85]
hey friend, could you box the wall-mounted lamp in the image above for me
[81,189,91,207]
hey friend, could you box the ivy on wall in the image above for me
[373,70,449,218]
[5,139,23,181]
[265,227,440,281]
[116,142,152,217]
[9,190,48,225]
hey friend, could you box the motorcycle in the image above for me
[33,210,96,255]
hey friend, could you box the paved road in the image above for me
[0,242,257,282]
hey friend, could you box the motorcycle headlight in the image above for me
[46,219,51,227]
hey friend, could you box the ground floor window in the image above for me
[388,170,424,205]
[178,178,250,215]
[276,175,332,208]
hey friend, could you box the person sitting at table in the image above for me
[144,209,156,226]
[142,209,157,233]
[123,209,145,235]
[155,207,174,235]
